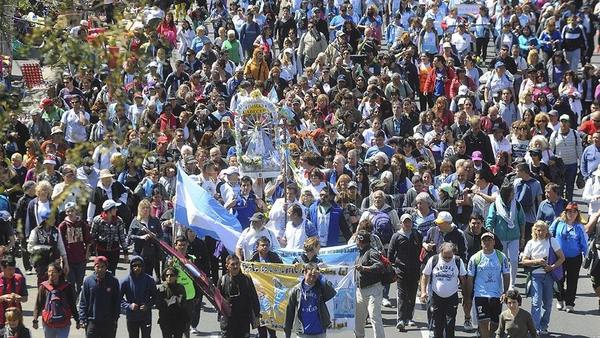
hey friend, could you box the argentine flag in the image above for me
[175,166,242,252]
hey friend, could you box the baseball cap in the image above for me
[565,202,579,211]
[94,256,108,266]
[471,151,483,161]
[400,214,412,222]
[64,202,77,211]
[51,126,63,135]
[559,114,570,121]
[102,199,121,211]
[223,166,239,176]
[40,98,54,108]
[337,74,346,82]
[348,181,358,189]
[495,61,505,69]
[481,232,495,240]
[547,110,558,116]
[43,156,56,165]
[435,211,453,224]
[157,136,169,144]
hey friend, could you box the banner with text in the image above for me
[274,243,359,265]
[241,262,356,331]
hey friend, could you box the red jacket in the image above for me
[424,66,456,96]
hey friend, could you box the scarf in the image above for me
[494,197,517,229]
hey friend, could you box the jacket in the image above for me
[155,282,188,326]
[33,280,79,326]
[308,201,351,247]
[298,29,328,63]
[57,217,92,264]
[284,277,337,338]
[388,228,422,276]
[78,271,120,324]
[382,115,413,138]
[355,246,384,288]
[120,256,156,322]
[485,200,525,241]
[424,225,468,261]
[127,217,162,258]
[549,220,588,258]
[249,250,283,263]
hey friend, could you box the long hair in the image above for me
[531,220,550,240]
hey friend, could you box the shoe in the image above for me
[190,327,199,334]
[556,301,565,310]
[539,329,549,335]
[565,305,574,313]
[396,321,406,332]
[428,330,435,338]
[406,320,416,327]
[382,298,392,307]
[464,318,474,331]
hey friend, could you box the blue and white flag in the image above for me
[175,166,242,252]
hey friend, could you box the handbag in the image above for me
[547,238,564,282]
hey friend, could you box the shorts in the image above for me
[474,297,502,324]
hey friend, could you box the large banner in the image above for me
[241,262,356,331]
[274,243,359,265]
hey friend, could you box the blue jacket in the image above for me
[78,271,120,324]
[549,220,588,258]
[308,201,350,247]
[120,256,157,322]
[234,191,259,230]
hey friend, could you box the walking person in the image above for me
[420,242,467,338]
[27,211,69,286]
[495,290,537,338]
[217,255,260,338]
[465,232,511,338]
[284,262,337,338]
[57,202,91,297]
[354,230,385,338]
[156,266,187,338]
[78,256,121,338]
[32,262,79,338]
[549,203,588,313]
[387,214,422,332]
[521,221,565,334]
[90,200,129,274]
[119,256,156,338]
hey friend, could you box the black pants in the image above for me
[21,237,31,271]
[190,296,203,329]
[126,320,151,338]
[476,37,490,61]
[160,323,184,338]
[97,249,120,275]
[431,292,459,338]
[142,254,161,281]
[397,273,419,322]
[557,255,582,306]
[258,326,277,338]
[87,320,117,338]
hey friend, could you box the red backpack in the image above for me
[41,281,72,328]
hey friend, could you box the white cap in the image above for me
[102,199,121,211]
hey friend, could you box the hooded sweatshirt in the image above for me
[119,256,157,322]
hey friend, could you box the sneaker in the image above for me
[556,301,565,310]
[539,329,549,335]
[406,320,416,327]
[396,321,406,332]
[428,330,435,338]
[382,298,392,307]
[190,327,199,334]
[464,318,474,331]
[565,305,574,313]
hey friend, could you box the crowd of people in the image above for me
[1,0,600,337]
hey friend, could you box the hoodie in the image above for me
[78,270,120,324]
[119,256,157,322]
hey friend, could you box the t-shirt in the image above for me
[523,237,561,274]
[61,109,90,143]
[423,254,467,298]
[467,250,510,298]
[236,226,280,260]
[299,282,324,334]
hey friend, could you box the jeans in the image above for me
[68,261,86,296]
[531,273,554,331]
[501,239,520,288]
[397,274,419,323]
[355,282,385,338]
[557,255,582,306]
[126,320,151,338]
[565,49,581,71]
[86,320,117,338]
[431,292,459,338]
[564,163,578,202]
[43,324,70,338]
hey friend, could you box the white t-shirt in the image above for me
[423,254,467,298]
[236,226,280,260]
[284,220,308,250]
[523,237,561,274]
[61,109,90,143]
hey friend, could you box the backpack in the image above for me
[0,195,11,214]
[471,249,505,282]
[515,180,534,209]
[41,281,72,328]
[369,207,394,245]
[378,251,398,285]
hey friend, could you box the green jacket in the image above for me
[485,201,525,241]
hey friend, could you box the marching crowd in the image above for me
[2,0,600,338]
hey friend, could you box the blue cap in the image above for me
[495,61,505,69]
[337,74,346,82]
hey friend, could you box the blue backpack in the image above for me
[0,194,10,214]
[369,207,394,245]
